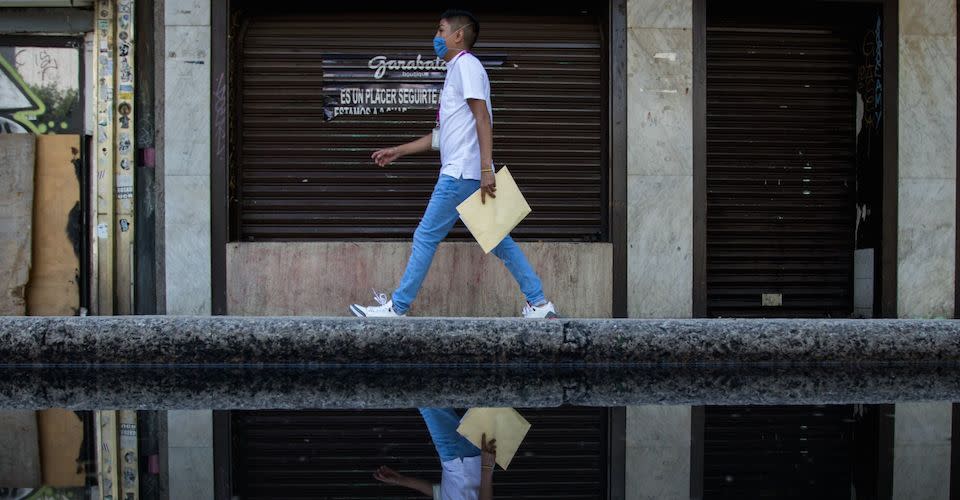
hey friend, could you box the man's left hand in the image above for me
[481,171,497,204]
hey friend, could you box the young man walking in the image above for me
[350,10,558,319]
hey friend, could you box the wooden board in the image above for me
[28,135,82,316]
[227,242,612,318]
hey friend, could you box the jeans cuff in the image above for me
[527,294,547,306]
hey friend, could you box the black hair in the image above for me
[441,9,480,49]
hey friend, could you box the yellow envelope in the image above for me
[456,167,531,253]
[456,407,531,470]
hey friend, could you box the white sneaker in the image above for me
[350,290,406,318]
[522,301,559,319]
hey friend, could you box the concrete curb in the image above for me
[1,316,959,364]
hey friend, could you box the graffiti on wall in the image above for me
[857,15,883,132]
[0,54,45,133]
[0,46,81,134]
[854,12,884,249]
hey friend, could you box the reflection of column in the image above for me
[96,410,120,500]
[166,410,213,500]
[625,406,692,500]
[892,403,952,500]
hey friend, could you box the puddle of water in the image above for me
[1,403,951,499]
[0,364,957,498]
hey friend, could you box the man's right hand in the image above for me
[373,465,404,485]
[374,465,434,496]
[372,147,401,167]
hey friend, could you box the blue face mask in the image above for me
[433,35,448,59]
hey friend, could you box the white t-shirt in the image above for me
[438,51,492,181]
[432,455,482,500]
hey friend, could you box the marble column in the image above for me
[163,0,211,316]
[161,0,214,497]
[897,0,957,318]
[626,0,694,318]
[625,406,692,500]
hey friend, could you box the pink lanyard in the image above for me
[436,50,471,126]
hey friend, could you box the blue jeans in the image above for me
[391,174,546,315]
[419,408,480,462]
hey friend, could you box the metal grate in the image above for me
[232,8,605,241]
[705,10,858,318]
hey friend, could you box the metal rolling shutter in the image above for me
[705,12,857,317]
[231,408,607,499]
[233,9,604,241]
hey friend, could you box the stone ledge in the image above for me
[1,316,959,364]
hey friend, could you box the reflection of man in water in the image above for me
[374,408,497,500]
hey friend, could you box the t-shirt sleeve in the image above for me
[458,57,488,102]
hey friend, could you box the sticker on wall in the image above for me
[118,133,131,154]
[119,59,132,83]
[97,223,108,239]
[118,102,131,129]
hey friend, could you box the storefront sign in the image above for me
[323,53,502,121]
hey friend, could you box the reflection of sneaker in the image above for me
[350,290,406,318]
[522,301,559,319]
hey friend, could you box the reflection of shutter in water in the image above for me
[234,10,604,241]
[706,5,858,318]
[703,405,885,499]
[231,408,607,499]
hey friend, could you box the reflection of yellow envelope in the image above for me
[456,407,531,470]
[456,167,531,253]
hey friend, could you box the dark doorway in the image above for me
[702,2,884,318]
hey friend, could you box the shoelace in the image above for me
[371,289,389,308]
[522,302,535,316]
